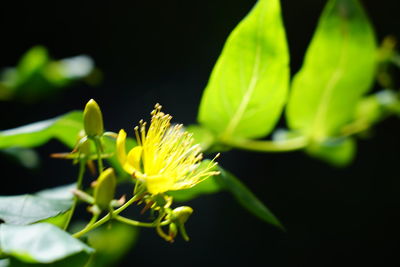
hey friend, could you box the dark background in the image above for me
[1,0,400,266]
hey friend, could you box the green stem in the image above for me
[73,194,143,238]
[63,160,86,230]
[93,137,104,174]
[115,215,170,228]
[222,136,308,152]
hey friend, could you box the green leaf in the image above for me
[0,184,75,225]
[0,111,83,149]
[0,223,94,264]
[286,0,377,140]
[198,0,289,140]
[307,137,356,167]
[216,168,283,229]
[86,222,138,267]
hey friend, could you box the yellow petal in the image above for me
[116,129,127,167]
[145,175,174,195]
[125,146,142,173]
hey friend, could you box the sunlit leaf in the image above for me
[0,223,93,264]
[0,111,83,149]
[0,184,75,225]
[286,0,377,140]
[198,0,289,140]
[216,167,283,229]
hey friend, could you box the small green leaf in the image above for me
[286,0,377,140]
[0,223,94,264]
[0,111,83,149]
[307,137,356,167]
[216,168,283,229]
[198,0,289,140]
[0,184,75,225]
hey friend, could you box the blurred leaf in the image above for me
[0,259,9,267]
[0,223,93,264]
[0,46,98,102]
[0,183,75,225]
[186,124,216,152]
[0,147,40,169]
[286,0,377,140]
[198,0,289,140]
[216,167,283,229]
[86,222,138,267]
[307,137,356,167]
[0,111,82,149]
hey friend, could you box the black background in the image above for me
[1,0,400,266]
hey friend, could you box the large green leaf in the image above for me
[286,0,377,140]
[0,111,83,149]
[0,184,75,225]
[216,167,283,229]
[0,223,93,265]
[198,0,289,140]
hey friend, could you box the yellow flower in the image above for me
[117,103,220,195]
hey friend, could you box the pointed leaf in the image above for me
[216,167,283,229]
[0,111,83,149]
[286,0,377,139]
[198,0,289,139]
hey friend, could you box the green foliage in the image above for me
[0,223,93,265]
[216,168,283,229]
[0,184,75,226]
[0,111,83,149]
[286,0,377,140]
[0,46,97,102]
[198,0,289,140]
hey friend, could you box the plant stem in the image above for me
[222,136,308,152]
[115,215,170,228]
[63,160,86,230]
[73,194,144,238]
[93,137,104,174]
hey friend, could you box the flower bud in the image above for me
[170,206,193,225]
[93,168,116,210]
[168,223,178,241]
[83,99,104,137]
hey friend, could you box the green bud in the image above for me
[168,223,178,240]
[83,99,104,137]
[170,206,193,225]
[93,168,116,210]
